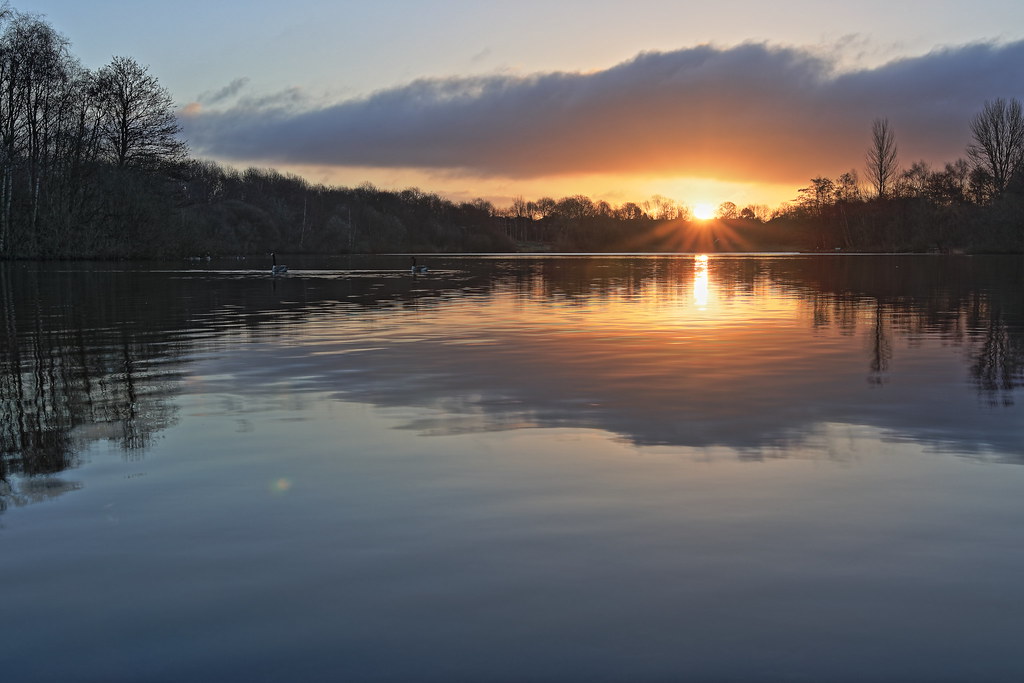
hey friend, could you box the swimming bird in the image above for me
[410,256,428,274]
[271,252,288,275]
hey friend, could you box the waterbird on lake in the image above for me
[410,256,428,274]
[271,252,288,275]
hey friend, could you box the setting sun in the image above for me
[693,203,716,220]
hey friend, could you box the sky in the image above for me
[14,0,1024,209]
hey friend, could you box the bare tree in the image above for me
[967,97,1024,197]
[716,201,737,219]
[648,194,679,221]
[898,160,931,198]
[865,118,899,198]
[616,202,646,221]
[92,56,185,168]
[743,203,772,222]
[926,159,970,205]
[835,170,862,202]
[1,12,78,241]
[796,176,835,216]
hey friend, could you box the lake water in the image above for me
[2,254,1023,682]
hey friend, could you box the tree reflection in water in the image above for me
[0,264,182,511]
[1,255,1022,512]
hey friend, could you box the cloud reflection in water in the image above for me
[188,256,1023,461]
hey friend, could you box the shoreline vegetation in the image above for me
[0,8,1021,261]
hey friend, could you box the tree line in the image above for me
[777,101,1024,252]
[0,3,1021,258]
[0,6,520,258]
[0,5,191,258]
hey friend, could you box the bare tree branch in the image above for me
[967,97,1024,198]
[865,117,899,199]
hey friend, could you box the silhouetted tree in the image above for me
[0,11,91,251]
[533,196,556,219]
[866,117,899,198]
[797,177,835,216]
[835,170,862,202]
[967,97,1024,197]
[648,194,679,220]
[616,202,647,221]
[742,204,772,222]
[716,201,737,219]
[898,160,931,198]
[92,56,185,168]
[926,159,970,205]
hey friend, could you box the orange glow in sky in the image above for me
[251,162,796,213]
[28,0,1023,214]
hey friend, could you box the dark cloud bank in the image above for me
[181,41,1024,184]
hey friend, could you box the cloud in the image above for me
[196,76,251,105]
[181,40,1024,185]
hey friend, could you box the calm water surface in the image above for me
[2,254,1023,682]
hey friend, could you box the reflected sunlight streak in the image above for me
[693,255,710,309]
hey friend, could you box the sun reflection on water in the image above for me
[693,254,710,309]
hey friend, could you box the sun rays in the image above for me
[622,216,753,253]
